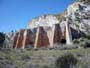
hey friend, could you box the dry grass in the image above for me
[0,48,90,68]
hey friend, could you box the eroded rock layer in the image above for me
[34,27,50,48]
[13,29,35,48]
[13,23,72,48]
[16,29,24,48]
[11,1,90,49]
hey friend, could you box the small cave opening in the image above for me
[60,39,66,44]
[29,42,34,47]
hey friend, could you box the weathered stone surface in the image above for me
[53,24,62,44]
[47,24,66,47]
[24,29,35,48]
[13,33,19,48]
[34,27,49,48]
[16,29,24,48]
[47,26,55,48]
[65,18,72,45]
[60,29,66,44]
[13,29,35,48]
[12,21,82,49]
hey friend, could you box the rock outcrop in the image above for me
[13,29,34,48]
[4,1,90,49]
[12,22,71,48]
[34,27,49,48]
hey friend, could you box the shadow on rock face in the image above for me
[0,32,5,47]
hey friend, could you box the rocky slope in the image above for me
[67,2,90,33]
[28,1,90,34]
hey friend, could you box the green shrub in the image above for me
[61,44,78,50]
[73,39,80,44]
[80,40,90,48]
[85,34,90,40]
[73,38,90,48]
[55,53,78,68]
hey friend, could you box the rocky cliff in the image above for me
[4,1,90,48]
[28,2,90,34]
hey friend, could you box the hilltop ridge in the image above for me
[28,1,90,34]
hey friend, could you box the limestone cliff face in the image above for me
[28,15,59,29]
[28,2,90,34]
[67,2,90,33]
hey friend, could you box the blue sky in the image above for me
[0,0,75,33]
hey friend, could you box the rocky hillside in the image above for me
[67,2,90,33]
[76,0,90,4]
[28,1,90,34]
